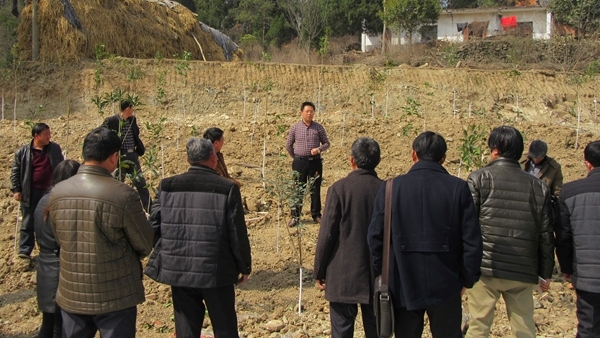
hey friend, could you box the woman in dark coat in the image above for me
[203,127,242,187]
[34,159,80,338]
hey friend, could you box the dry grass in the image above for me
[16,0,242,63]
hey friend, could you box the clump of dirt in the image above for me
[0,60,597,336]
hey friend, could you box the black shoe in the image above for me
[17,253,30,260]
[288,218,298,227]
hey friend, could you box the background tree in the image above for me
[232,0,275,46]
[550,0,600,38]
[380,0,441,43]
[177,0,197,13]
[0,1,19,67]
[195,0,238,30]
[325,0,383,36]
[278,0,326,62]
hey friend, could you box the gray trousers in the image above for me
[61,306,136,338]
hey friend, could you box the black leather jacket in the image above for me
[102,114,145,156]
[468,158,554,283]
[10,141,63,207]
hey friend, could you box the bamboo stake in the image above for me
[66,96,70,157]
[1,94,4,120]
[191,33,207,61]
[468,102,472,118]
[575,106,581,150]
[13,96,17,133]
[298,267,303,315]
[385,87,389,117]
[453,89,457,118]
[161,144,165,179]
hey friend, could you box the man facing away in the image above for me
[10,122,63,259]
[48,127,153,338]
[556,140,600,338]
[368,131,483,338]
[313,137,382,338]
[102,100,150,210]
[145,137,251,338]
[285,101,330,226]
[466,126,554,338]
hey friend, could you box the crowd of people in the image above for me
[8,99,600,338]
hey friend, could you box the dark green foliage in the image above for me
[550,0,600,38]
[177,0,197,13]
[0,1,19,68]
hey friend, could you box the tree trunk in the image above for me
[32,0,40,61]
[11,0,19,17]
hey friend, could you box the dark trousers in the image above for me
[576,289,600,338]
[291,157,322,221]
[119,152,150,211]
[393,294,462,338]
[37,309,62,338]
[172,285,239,338]
[61,306,136,338]
[330,302,378,338]
[20,188,45,255]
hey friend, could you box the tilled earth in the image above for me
[1,59,599,337]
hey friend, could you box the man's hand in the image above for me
[461,287,466,297]
[13,192,21,202]
[539,278,550,292]
[316,280,326,290]
[238,274,249,285]
[563,273,572,283]
[310,148,320,156]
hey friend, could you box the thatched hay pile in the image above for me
[17,0,243,63]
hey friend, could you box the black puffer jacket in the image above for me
[10,141,63,207]
[557,167,600,293]
[145,165,251,288]
[468,158,554,283]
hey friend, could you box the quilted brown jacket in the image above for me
[468,158,554,284]
[48,165,153,315]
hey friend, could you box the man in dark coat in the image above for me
[313,137,382,338]
[10,123,64,259]
[557,140,600,337]
[145,137,251,338]
[368,131,483,338]
[101,100,149,210]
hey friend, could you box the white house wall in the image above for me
[361,7,552,50]
[437,8,550,42]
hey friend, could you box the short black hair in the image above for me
[488,126,524,161]
[413,131,447,162]
[50,159,80,188]
[584,141,600,168]
[32,123,49,137]
[528,139,548,159]
[351,137,381,170]
[300,101,315,111]
[83,127,122,162]
[120,100,133,112]
[203,127,224,143]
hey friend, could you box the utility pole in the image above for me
[381,0,386,54]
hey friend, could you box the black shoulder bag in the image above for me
[373,178,394,338]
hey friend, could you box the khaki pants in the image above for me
[466,276,535,338]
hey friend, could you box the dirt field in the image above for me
[0,59,598,337]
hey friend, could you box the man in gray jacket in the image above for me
[145,137,251,338]
[314,137,382,338]
[49,127,153,338]
[557,140,600,338]
[466,126,554,338]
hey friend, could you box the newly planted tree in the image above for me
[457,124,487,178]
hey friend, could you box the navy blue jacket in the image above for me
[368,160,482,311]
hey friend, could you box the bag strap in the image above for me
[382,178,393,286]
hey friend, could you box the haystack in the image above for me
[17,0,243,63]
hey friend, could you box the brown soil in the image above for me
[0,59,598,337]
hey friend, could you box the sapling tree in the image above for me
[264,167,318,315]
[145,117,167,180]
[175,51,191,150]
[457,124,487,178]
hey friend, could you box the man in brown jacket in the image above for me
[49,127,153,338]
[314,137,382,338]
[523,139,563,197]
